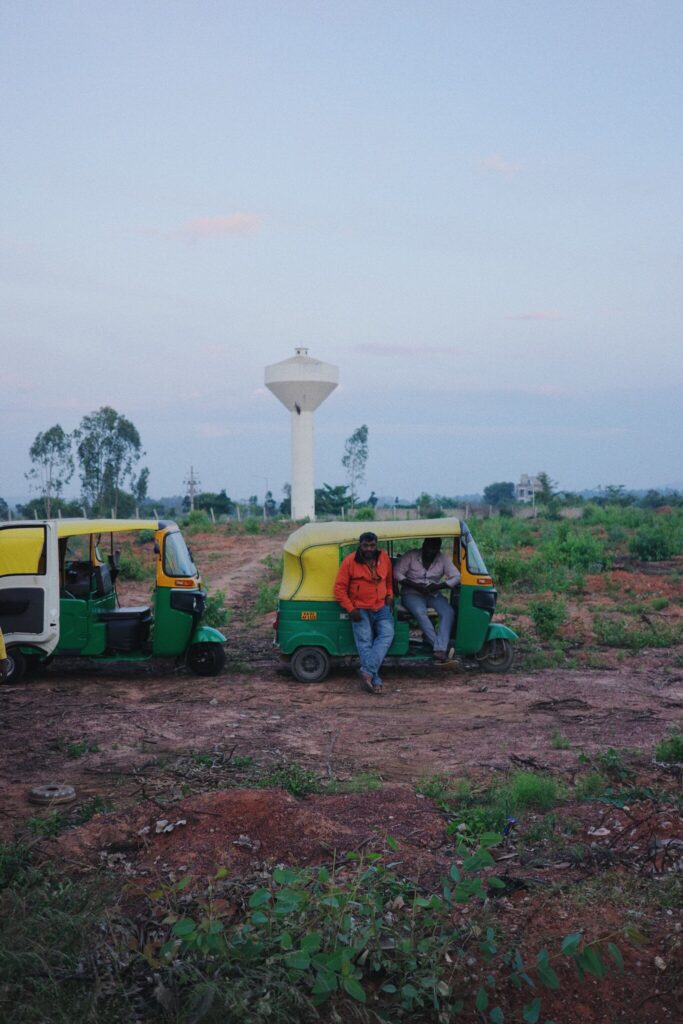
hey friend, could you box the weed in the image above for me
[203,587,230,628]
[551,731,571,750]
[503,771,562,811]
[593,614,682,650]
[66,738,99,759]
[655,732,683,763]
[529,597,568,640]
[594,747,634,781]
[575,772,609,799]
[257,762,322,797]
[244,516,261,534]
[651,596,669,611]
[254,580,279,614]
[324,772,383,794]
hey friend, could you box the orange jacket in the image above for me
[333,550,393,613]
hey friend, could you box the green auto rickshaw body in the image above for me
[0,518,226,680]
[275,518,517,679]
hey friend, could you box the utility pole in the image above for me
[184,466,200,511]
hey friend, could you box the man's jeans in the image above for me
[351,605,395,685]
[400,590,455,653]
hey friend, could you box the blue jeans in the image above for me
[351,605,395,685]
[400,589,455,653]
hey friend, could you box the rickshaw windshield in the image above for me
[465,536,488,574]
[163,531,197,577]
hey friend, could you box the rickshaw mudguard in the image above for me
[190,625,226,645]
[485,623,518,642]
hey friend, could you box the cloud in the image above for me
[144,213,263,242]
[352,343,462,356]
[506,311,565,321]
[481,154,522,174]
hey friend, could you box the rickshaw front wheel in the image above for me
[478,638,514,673]
[290,646,331,683]
[2,649,26,684]
[187,643,226,676]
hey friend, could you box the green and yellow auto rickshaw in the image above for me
[274,518,516,682]
[0,518,226,682]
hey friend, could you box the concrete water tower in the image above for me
[265,348,339,520]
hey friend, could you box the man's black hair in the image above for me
[422,536,442,548]
[359,531,378,543]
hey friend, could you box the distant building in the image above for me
[515,474,541,503]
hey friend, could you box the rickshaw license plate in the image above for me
[300,611,317,620]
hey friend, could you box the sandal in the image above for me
[359,670,375,694]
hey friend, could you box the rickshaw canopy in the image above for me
[281,517,463,602]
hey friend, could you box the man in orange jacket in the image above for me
[334,531,394,694]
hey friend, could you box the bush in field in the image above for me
[182,509,214,534]
[203,589,230,628]
[629,522,681,561]
[529,597,568,640]
[655,732,683,762]
[118,548,154,581]
[544,523,608,572]
[244,517,261,534]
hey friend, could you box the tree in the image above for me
[315,483,348,516]
[25,424,74,517]
[366,491,378,508]
[536,472,557,505]
[0,497,9,520]
[264,490,278,518]
[341,425,368,509]
[195,490,234,516]
[131,467,150,513]
[74,407,142,516]
[483,481,515,507]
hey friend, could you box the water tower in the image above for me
[265,348,339,520]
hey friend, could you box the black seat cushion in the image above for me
[97,606,151,622]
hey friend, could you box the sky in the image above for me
[1,0,682,506]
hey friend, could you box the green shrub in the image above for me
[629,523,679,561]
[503,771,562,811]
[655,732,683,762]
[254,580,279,614]
[118,547,154,581]
[203,588,230,628]
[529,597,568,640]
[135,528,155,545]
[244,516,261,534]
[551,731,571,750]
[183,509,214,534]
[353,506,375,521]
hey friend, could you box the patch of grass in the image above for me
[593,747,634,781]
[655,732,683,763]
[66,738,99,759]
[504,771,562,811]
[324,771,383,794]
[243,516,261,534]
[256,762,322,797]
[26,796,114,837]
[574,772,609,799]
[0,849,131,1023]
[651,596,670,611]
[593,614,682,651]
[551,731,571,750]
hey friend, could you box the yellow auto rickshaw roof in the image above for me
[280,517,463,601]
[55,518,162,538]
[283,517,462,557]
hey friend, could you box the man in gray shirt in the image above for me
[394,538,460,662]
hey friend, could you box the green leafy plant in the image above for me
[529,597,568,640]
[66,738,99,759]
[655,732,683,763]
[117,546,154,582]
[203,588,230,628]
[551,731,571,750]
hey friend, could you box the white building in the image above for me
[515,474,541,503]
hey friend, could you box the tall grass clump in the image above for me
[529,597,568,640]
[593,615,682,651]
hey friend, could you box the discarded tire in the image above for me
[29,784,76,805]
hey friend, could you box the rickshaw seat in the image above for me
[395,603,438,622]
[97,606,151,622]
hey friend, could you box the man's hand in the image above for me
[350,609,362,622]
[385,596,393,606]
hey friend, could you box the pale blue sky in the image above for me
[2,0,682,503]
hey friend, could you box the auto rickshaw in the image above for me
[275,517,516,682]
[0,518,227,682]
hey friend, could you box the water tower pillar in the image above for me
[264,348,339,521]
[291,409,315,520]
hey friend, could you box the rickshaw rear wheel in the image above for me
[2,649,26,684]
[290,646,331,683]
[478,638,514,673]
[187,643,226,676]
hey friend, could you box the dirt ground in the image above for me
[1,528,682,1021]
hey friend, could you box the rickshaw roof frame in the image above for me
[283,517,463,558]
[4,518,176,539]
